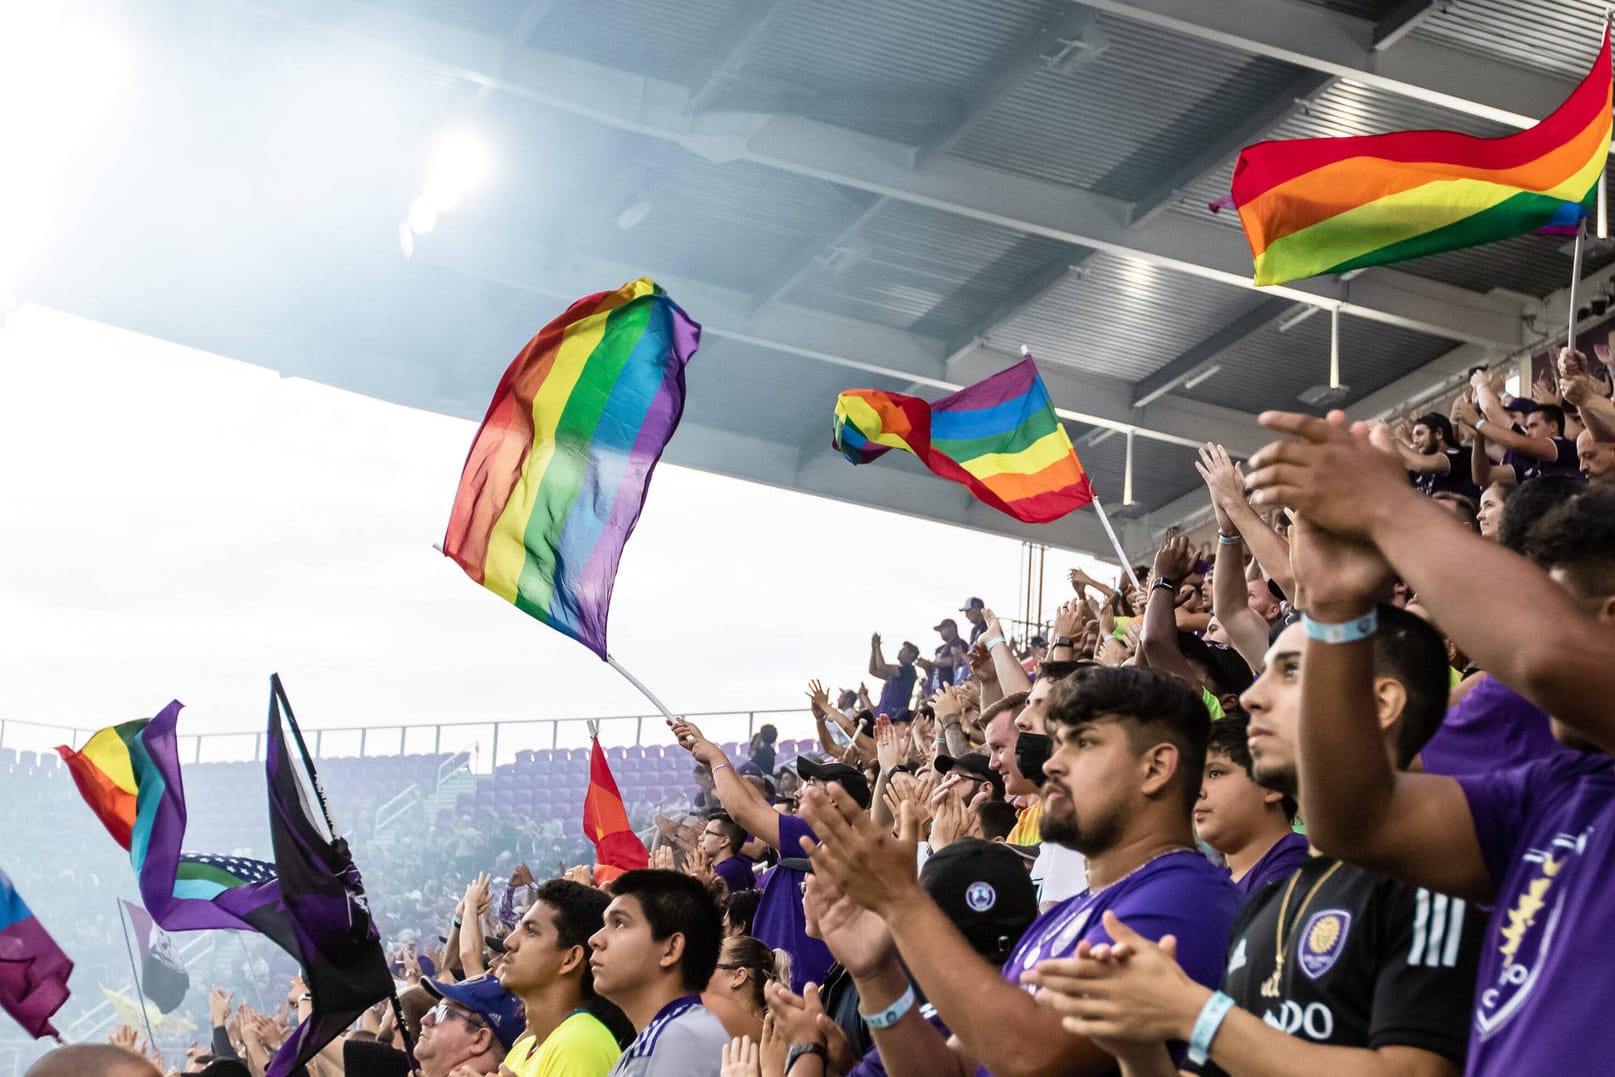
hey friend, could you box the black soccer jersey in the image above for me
[1195,856,1481,1075]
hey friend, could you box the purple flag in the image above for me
[0,868,72,1039]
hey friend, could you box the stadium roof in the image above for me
[20,0,1615,559]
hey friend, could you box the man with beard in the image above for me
[796,666,1239,1077]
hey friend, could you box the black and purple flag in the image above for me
[264,675,393,1077]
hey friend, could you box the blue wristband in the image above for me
[1216,533,1242,545]
[1301,607,1378,644]
[1187,991,1236,1066]
[860,983,915,1029]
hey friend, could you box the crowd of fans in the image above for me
[21,341,1615,1077]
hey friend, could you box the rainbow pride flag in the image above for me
[833,356,1094,523]
[58,705,288,941]
[443,278,700,658]
[583,736,649,878]
[1233,28,1612,286]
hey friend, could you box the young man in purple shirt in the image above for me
[797,666,1240,1077]
[695,814,754,894]
[667,717,867,993]
[867,633,919,719]
[1243,407,1615,1075]
[1194,715,1308,897]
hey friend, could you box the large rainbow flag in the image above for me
[1233,28,1612,286]
[832,356,1094,523]
[57,704,289,942]
[443,278,701,658]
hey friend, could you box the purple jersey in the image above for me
[1235,831,1311,898]
[876,664,916,720]
[1422,674,1566,777]
[1502,437,1581,481]
[1005,849,1239,991]
[1454,750,1615,1074]
[751,814,832,992]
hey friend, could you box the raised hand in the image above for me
[874,715,906,771]
[927,787,969,852]
[1532,369,1561,405]
[109,1024,142,1054]
[801,783,923,919]
[980,606,1006,642]
[563,863,594,887]
[720,1035,762,1077]
[652,844,678,872]
[1194,442,1246,515]
[765,980,829,1047]
[209,987,234,1027]
[1245,410,1416,539]
[464,872,493,920]
[1151,532,1195,586]
[669,716,723,767]
[966,643,996,684]
[802,870,897,979]
[1558,347,1600,406]
[509,862,534,890]
[1051,598,1086,641]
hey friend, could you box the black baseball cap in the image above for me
[919,839,1038,964]
[960,597,985,611]
[933,752,1006,801]
[796,757,872,808]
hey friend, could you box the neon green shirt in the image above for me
[502,1011,621,1077]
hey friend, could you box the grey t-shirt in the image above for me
[609,995,728,1077]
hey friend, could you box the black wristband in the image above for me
[785,1042,827,1074]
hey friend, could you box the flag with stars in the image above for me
[264,675,394,1077]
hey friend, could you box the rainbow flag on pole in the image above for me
[583,737,649,881]
[832,356,1094,523]
[443,278,701,658]
[1233,28,1612,286]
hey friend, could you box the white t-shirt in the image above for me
[1032,842,1087,910]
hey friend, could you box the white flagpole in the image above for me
[1569,226,1585,346]
[1089,496,1142,590]
[605,655,675,721]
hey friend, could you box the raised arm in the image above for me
[670,716,782,849]
[1197,443,1273,671]
[1472,376,1558,460]
[979,608,1033,694]
[1138,534,1200,686]
[1560,348,1615,443]
[869,634,900,680]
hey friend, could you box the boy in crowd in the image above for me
[589,870,729,1077]
[1193,715,1307,897]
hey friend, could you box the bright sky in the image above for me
[0,303,1115,762]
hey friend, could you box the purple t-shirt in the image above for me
[1502,437,1581,481]
[751,814,832,992]
[1004,849,1239,992]
[1234,831,1311,898]
[876,664,916,720]
[1454,750,1615,1074]
[714,855,755,893]
[1421,674,1566,777]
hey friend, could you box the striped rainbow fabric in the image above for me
[1233,28,1611,286]
[443,278,701,658]
[833,355,1094,524]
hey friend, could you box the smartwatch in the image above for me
[785,1042,827,1073]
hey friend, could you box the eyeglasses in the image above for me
[426,1001,484,1030]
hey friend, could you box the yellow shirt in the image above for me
[1008,799,1043,845]
[502,1011,621,1077]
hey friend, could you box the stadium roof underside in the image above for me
[24,0,1615,560]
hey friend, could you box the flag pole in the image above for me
[116,900,161,1061]
[1569,225,1585,347]
[604,655,675,720]
[1088,496,1142,590]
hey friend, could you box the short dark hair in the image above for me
[976,799,1019,841]
[1415,412,1456,449]
[1044,666,1209,813]
[706,813,745,857]
[724,889,762,936]
[1036,659,1084,683]
[1536,403,1567,435]
[1526,483,1615,600]
[982,691,1028,727]
[608,870,723,992]
[1370,604,1453,768]
[533,877,635,1044]
[1498,476,1583,554]
[1206,715,1296,821]
[1430,492,1480,532]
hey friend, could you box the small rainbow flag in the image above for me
[443,278,701,658]
[833,356,1094,524]
[1233,28,1612,286]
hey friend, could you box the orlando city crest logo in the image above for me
[1298,910,1351,979]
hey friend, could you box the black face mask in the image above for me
[1015,731,1052,787]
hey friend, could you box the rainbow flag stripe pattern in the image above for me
[1233,28,1612,286]
[58,704,285,935]
[833,356,1094,524]
[444,278,700,659]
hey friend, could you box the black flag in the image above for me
[264,675,393,1077]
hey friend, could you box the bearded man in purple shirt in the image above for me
[1242,407,1615,1075]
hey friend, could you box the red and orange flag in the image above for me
[583,738,649,875]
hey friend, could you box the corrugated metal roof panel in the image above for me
[1291,0,1405,17]
[781,201,1073,335]
[987,254,1273,381]
[1176,313,1453,416]
[521,0,753,83]
[1412,0,1608,79]
[948,14,1303,192]
[1073,434,1205,513]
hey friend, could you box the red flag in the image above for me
[583,738,649,873]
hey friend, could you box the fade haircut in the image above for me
[1043,666,1209,813]
[608,869,723,992]
[1036,659,1084,683]
[1536,402,1567,435]
[1526,483,1615,600]
[1498,476,1583,555]
[706,813,745,857]
[1206,714,1296,821]
[1369,604,1453,768]
[975,799,1020,842]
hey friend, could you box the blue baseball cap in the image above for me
[421,974,526,1050]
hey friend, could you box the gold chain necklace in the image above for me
[1260,861,1343,998]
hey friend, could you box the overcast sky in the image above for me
[0,302,1114,764]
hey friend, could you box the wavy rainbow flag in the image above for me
[833,355,1094,523]
[443,278,700,658]
[1233,28,1612,286]
[58,705,289,942]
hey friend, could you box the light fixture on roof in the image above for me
[1182,363,1222,390]
[1276,305,1321,333]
